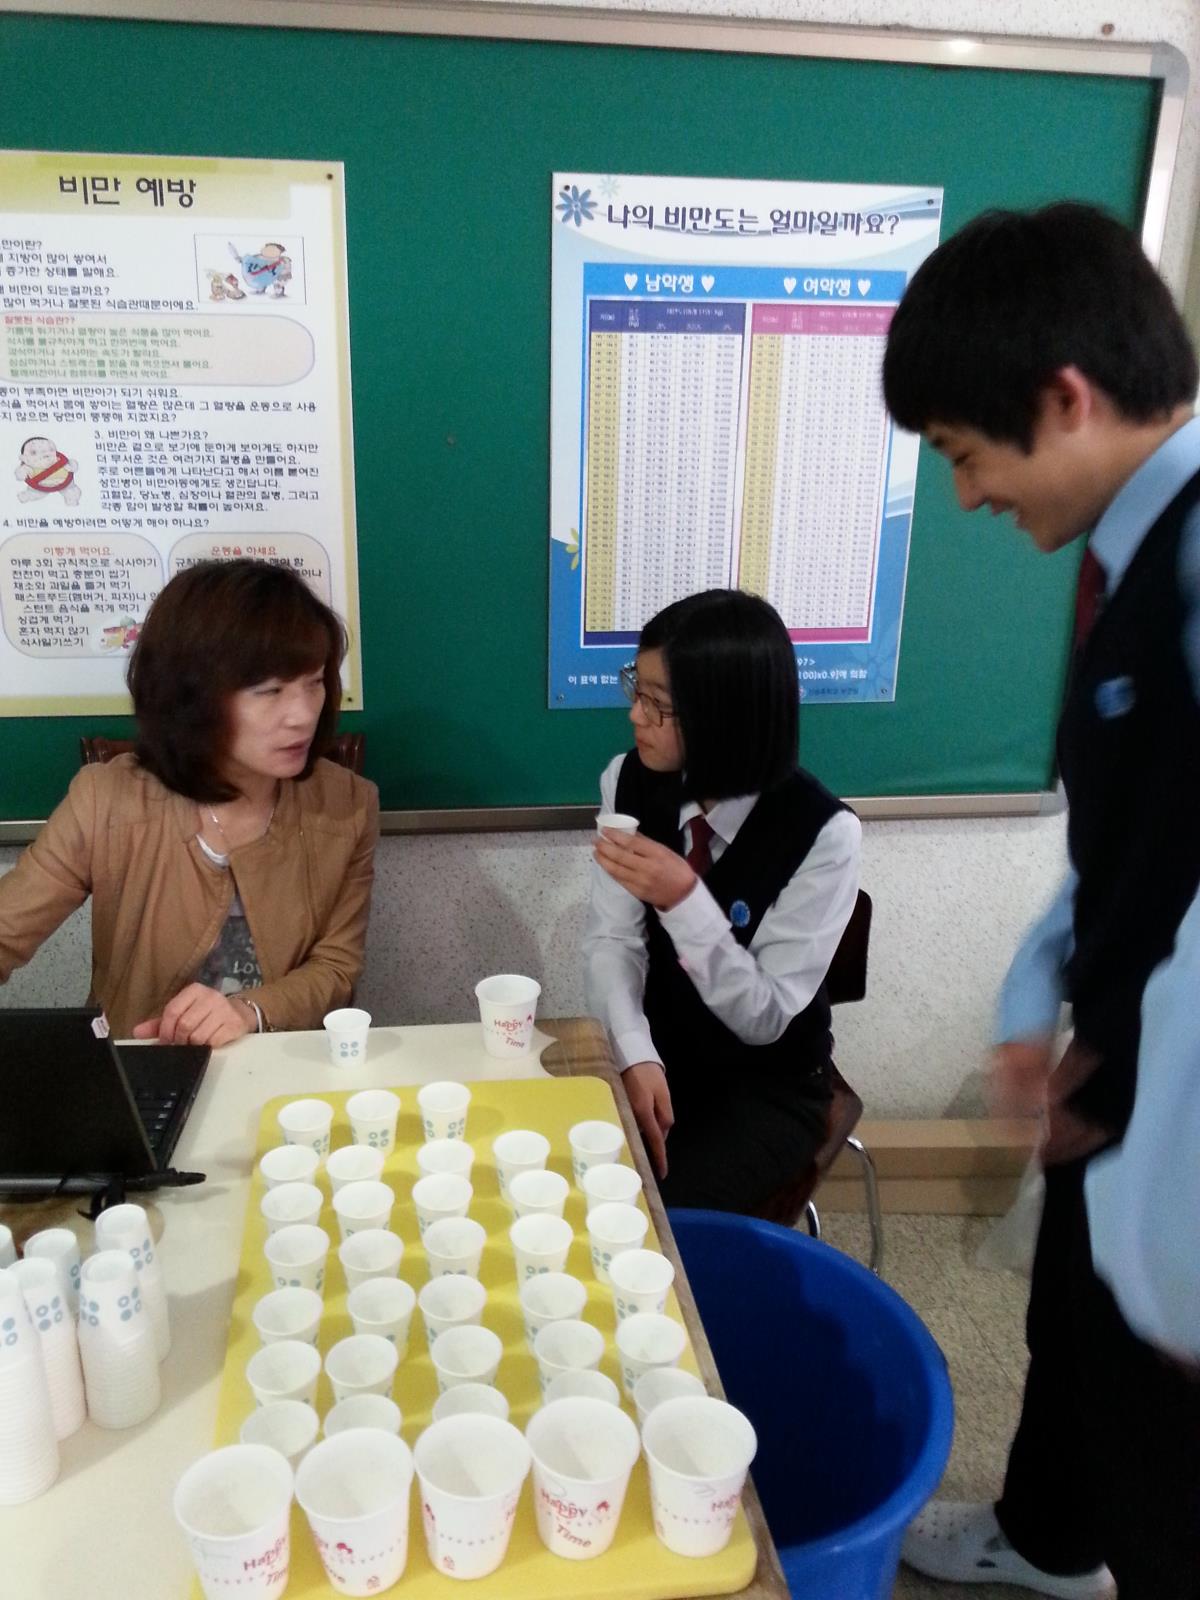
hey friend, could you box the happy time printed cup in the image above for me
[322,1006,372,1067]
[277,1099,334,1162]
[526,1397,641,1560]
[641,1396,758,1558]
[567,1120,624,1187]
[296,1428,414,1597]
[345,1088,400,1154]
[586,1201,648,1285]
[173,1443,293,1600]
[417,1081,471,1142]
[474,974,541,1058]
[414,1414,531,1580]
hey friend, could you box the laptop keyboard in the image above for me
[130,1084,181,1158]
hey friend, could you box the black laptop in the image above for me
[0,1007,209,1199]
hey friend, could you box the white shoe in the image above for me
[901,1502,1116,1598]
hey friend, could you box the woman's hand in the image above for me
[133,984,256,1048]
[623,1060,674,1180]
[594,830,696,912]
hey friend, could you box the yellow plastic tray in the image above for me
[205,1074,757,1600]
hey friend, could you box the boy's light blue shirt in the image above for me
[994,415,1200,1356]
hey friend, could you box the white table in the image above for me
[0,1023,555,1600]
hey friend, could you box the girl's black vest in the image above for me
[613,751,846,1099]
[1058,463,1200,1133]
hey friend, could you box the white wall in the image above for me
[0,0,1195,1117]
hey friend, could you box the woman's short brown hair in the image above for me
[127,559,347,802]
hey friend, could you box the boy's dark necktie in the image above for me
[686,815,714,876]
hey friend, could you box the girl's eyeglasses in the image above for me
[619,664,677,727]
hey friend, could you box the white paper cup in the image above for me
[347,1278,416,1353]
[326,1144,386,1194]
[323,1006,372,1068]
[510,1213,573,1282]
[416,1139,476,1180]
[424,1217,487,1279]
[0,1225,14,1269]
[174,1443,293,1600]
[608,1247,676,1320]
[526,1397,641,1559]
[596,811,639,836]
[506,1168,569,1219]
[338,1230,403,1290]
[544,1368,622,1408]
[641,1395,758,1557]
[10,1257,85,1442]
[412,1173,472,1236]
[582,1162,644,1214]
[474,973,541,1058]
[417,1081,471,1142]
[246,1339,322,1408]
[533,1318,605,1396]
[633,1367,707,1427]
[518,1273,587,1348]
[296,1429,414,1596]
[419,1276,487,1349]
[23,1227,82,1315]
[0,1266,60,1501]
[239,1399,320,1469]
[264,1224,330,1295]
[431,1324,503,1393]
[259,1144,321,1190]
[277,1098,334,1162]
[325,1334,399,1403]
[586,1201,649,1285]
[252,1286,323,1348]
[491,1129,551,1199]
[414,1414,531,1580]
[345,1087,400,1154]
[324,1393,403,1438]
[433,1382,510,1423]
[332,1180,395,1242]
[568,1120,625,1187]
[261,1181,324,1235]
[615,1311,688,1396]
[76,1250,161,1430]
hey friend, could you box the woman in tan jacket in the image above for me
[0,559,379,1043]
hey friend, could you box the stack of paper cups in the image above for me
[77,1249,162,1429]
[23,1227,82,1317]
[0,1266,59,1504]
[95,1202,170,1361]
[10,1258,86,1440]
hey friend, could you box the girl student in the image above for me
[584,588,861,1213]
[0,559,379,1045]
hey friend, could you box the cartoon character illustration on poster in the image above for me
[14,436,82,505]
[228,239,293,297]
[204,269,229,301]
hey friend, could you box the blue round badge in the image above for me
[730,899,751,928]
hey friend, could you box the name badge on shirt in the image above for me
[730,899,751,928]
[1094,675,1135,720]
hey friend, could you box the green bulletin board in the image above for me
[0,10,1162,820]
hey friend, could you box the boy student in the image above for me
[882,202,1200,1600]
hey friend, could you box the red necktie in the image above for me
[686,815,713,876]
[1073,546,1106,653]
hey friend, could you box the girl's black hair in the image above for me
[640,588,799,800]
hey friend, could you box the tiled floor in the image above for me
[817,1212,1031,1600]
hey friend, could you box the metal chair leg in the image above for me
[803,1200,821,1240]
[846,1134,883,1275]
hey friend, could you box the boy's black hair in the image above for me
[882,202,1198,448]
[639,588,798,801]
